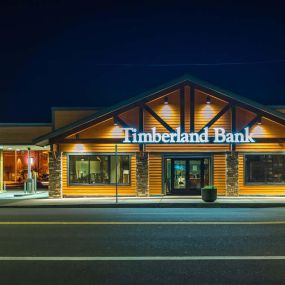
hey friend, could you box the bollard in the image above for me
[34,175,37,193]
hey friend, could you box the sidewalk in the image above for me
[1,195,285,208]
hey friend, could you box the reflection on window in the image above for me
[245,155,285,184]
[110,156,130,184]
[69,155,130,185]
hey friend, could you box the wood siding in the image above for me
[145,144,229,152]
[148,154,162,195]
[213,154,226,195]
[62,154,137,196]
[238,154,285,195]
[0,125,52,145]
[236,143,285,152]
[59,143,139,153]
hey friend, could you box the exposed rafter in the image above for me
[190,86,195,132]
[143,104,175,133]
[198,104,231,134]
[180,86,185,132]
[114,115,130,128]
[139,106,144,151]
[239,115,261,132]
[231,106,236,151]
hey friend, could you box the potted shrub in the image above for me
[201,185,217,202]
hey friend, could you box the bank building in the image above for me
[0,75,285,198]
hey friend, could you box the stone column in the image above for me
[136,152,149,196]
[226,152,239,196]
[48,151,62,198]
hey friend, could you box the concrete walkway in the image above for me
[0,191,48,200]
[1,195,285,208]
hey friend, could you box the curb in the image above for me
[1,203,285,208]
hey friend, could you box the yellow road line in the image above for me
[1,256,285,261]
[0,221,284,225]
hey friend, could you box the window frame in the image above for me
[68,153,131,186]
[244,153,285,185]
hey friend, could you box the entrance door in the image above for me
[166,158,210,195]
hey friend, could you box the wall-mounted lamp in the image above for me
[257,117,262,125]
[113,117,118,126]
[164,96,168,105]
[206,96,211,104]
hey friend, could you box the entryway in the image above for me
[165,157,211,195]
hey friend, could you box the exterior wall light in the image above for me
[257,117,262,125]
[164,96,169,105]
[113,117,118,126]
[206,96,211,104]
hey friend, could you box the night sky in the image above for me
[1,0,285,123]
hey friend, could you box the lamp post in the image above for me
[27,147,32,193]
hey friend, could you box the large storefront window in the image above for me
[69,155,130,185]
[245,154,285,184]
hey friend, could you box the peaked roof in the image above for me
[34,74,285,145]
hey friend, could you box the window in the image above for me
[69,155,130,185]
[245,155,285,184]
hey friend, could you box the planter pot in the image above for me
[201,187,217,202]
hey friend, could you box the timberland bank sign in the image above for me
[122,127,255,144]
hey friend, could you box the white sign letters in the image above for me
[122,127,255,144]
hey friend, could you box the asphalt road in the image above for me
[0,207,285,285]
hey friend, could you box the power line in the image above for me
[93,59,285,67]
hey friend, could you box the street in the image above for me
[0,207,285,284]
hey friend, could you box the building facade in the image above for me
[1,75,285,197]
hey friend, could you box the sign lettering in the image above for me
[122,127,255,144]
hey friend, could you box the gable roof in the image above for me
[33,74,285,145]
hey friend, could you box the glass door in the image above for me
[188,159,202,190]
[173,160,186,190]
[168,157,211,195]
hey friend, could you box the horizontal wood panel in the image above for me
[145,144,229,152]
[213,154,226,195]
[238,154,285,195]
[60,143,139,153]
[250,118,285,138]
[62,154,137,196]
[149,154,162,195]
[236,143,285,152]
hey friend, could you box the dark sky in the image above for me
[1,0,285,123]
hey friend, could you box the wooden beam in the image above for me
[231,106,236,133]
[52,137,285,144]
[231,106,236,151]
[143,104,175,133]
[53,82,186,142]
[190,86,195,132]
[198,104,231,134]
[239,115,260,132]
[114,116,130,128]
[180,87,185,132]
[139,106,144,151]
[190,82,285,127]
[51,138,124,144]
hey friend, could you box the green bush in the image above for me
[202,185,217,190]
